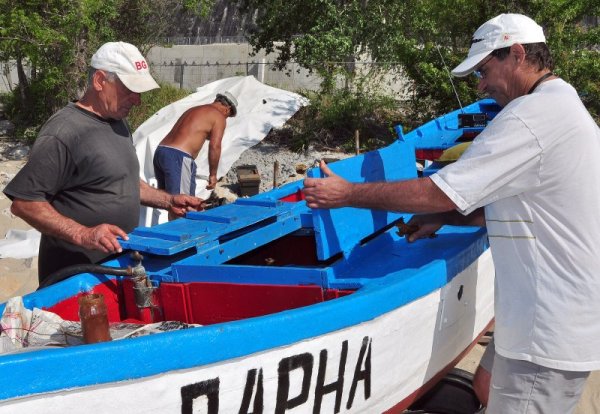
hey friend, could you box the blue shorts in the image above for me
[153,145,197,196]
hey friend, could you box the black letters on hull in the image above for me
[181,377,220,414]
[275,352,314,413]
[239,368,264,414]
[313,340,348,413]
[180,336,372,414]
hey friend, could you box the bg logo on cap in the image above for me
[135,61,148,71]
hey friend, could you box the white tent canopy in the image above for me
[133,75,308,225]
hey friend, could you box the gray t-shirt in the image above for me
[4,103,140,281]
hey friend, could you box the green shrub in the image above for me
[282,88,405,152]
[127,83,191,131]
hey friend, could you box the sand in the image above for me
[0,158,39,302]
[0,151,598,412]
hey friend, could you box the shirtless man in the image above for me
[153,91,238,198]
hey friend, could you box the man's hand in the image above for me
[303,161,353,209]
[206,174,218,190]
[404,214,444,243]
[78,224,129,253]
[169,194,204,218]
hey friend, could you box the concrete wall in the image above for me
[0,62,19,94]
[147,44,324,92]
[0,43,410,98]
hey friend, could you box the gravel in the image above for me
[221,139,351,197]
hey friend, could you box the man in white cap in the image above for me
[4,41,204,286]
[153,91,238,204]
[303,13,600,413]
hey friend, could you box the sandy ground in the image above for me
[0,149,598,412]
[0,158,39,302]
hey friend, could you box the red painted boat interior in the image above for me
[278,189,305,203]
[47,280,354,326]
[46,233,354,325]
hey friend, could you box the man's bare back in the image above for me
[159,103,227,159]
[155,93,237,192]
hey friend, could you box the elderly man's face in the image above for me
[97,71,141,120]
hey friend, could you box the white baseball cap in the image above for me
[452,14,546,77]
[91,42,160,93]
[216,91,238,117]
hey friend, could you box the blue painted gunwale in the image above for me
[0,226,487,401]
[0,99,499,401]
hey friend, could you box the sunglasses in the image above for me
[473,55,495,79]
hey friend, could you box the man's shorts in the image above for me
[153,145,197,196]
[482,338,590,414]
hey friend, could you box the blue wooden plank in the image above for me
[186,201,285,225]
[307,139,417,261]
[120,234,215,255]
[234,198,282,208]
[171,211,304,269]
[121,199,304,256]
[172,264,328,286]
[130,216,212,240]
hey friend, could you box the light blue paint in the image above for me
[0,99,500,402]
[0,227,487,401]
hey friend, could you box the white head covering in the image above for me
[91,42,160,93]
[452,14,546,77]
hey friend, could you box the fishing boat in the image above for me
[0,99,500,413]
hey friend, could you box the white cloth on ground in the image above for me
[132,75,308,226]
[0,229,40,259]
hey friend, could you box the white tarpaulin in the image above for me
[133,75,308,225]
[0,229,40,259]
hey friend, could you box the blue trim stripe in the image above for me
[0,228,487,401]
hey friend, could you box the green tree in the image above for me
[0,0,213,135]
[0,0,114,127]
[236,0,600,121]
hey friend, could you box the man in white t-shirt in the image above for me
[303,13,600,413]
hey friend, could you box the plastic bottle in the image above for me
[78,293,112,344]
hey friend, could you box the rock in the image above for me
[6,145,29,160]
[0,120,15,137]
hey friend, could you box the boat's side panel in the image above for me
[0,251,494,414]
[404,99,501,150]
[307,139,417,261]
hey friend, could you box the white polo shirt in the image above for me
[431,79,600,371]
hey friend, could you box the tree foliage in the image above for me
[0,0,213,132]
[236,0,600,122]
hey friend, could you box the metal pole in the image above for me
[179,64,184,89]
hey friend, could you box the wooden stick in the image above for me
[273,160,279,188]
[355,130,360,155]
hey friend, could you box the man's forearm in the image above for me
[347,177,457,213]
[11,199,87,245]
[139,179,173,209]
[208,145,221,177]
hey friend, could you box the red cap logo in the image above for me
[135,61,148,71]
